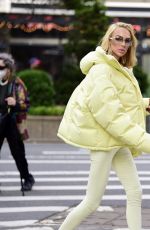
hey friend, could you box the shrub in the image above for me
[29,105,65,116]
[17,69,55,106]
[133,65,149,95]
[54,63,83,105]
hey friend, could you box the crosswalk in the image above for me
[0,145,150,229]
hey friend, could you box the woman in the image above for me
[57,22,150,230]
[0,53,35,193]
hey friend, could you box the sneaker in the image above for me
[21,174,35,191]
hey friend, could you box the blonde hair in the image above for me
[100,22,138,68]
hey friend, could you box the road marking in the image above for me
[12,227,54,230]
[97,206,114,211]
[0,206,68,213]
[114,229,128,230]
[0,150,149,229]
[42,151,150,158]
[1,184,150,191]
[0,220,37,227]
[0,159,150,164]
[0,170,150,175]
[1,226,54,230]
[0,176,150,182]
[42,150,85,155]
[0,194,150,202]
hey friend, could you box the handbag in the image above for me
[16,113,29,140]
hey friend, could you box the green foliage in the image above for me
[55,0,109,105]
[17,69,55,106]
[29,105,65,116]
[63,0,110,62]
[133,65,149,95]
[62,0,81,9]
[54,63,83,105]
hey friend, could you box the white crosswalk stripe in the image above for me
[1,184,150,191]
[0,220,37,227]
[0,170,150,175]
[0,159,150,163]
[1,176,150,182]
[1,194,150,202]
[0,147,150,229]
[0,206,68,213]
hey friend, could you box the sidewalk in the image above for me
[14,206,150,230]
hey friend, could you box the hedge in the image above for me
[17,69,55,106]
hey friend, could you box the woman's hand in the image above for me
[146,98,150,113]
[5,97,16,106]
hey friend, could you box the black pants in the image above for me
[0,113,30,179]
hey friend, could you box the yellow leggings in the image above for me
[58,148,142,230]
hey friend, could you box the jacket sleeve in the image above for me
[14,79,30,113]
[143,98,150,116]
[87,66,150,153]
[17,84,29,112]
[143,98,149,109]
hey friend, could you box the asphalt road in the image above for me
[0,142,150,229]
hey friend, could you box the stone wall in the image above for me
[26,115,150,143]
[26,115,62,142]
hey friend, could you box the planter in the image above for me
[26,115,62,142]
[26,115,150,143]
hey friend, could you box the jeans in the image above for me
[59,147,142,230]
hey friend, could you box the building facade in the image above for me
[0,0,150,76]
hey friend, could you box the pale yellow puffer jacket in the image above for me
[57,46,150,157]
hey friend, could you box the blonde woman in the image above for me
[57,22,150,230]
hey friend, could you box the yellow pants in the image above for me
[58,148,142,230]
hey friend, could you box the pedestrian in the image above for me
[57,22,150,230]
[29,57,42,69]
[0,53,35,193]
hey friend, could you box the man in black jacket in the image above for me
[0,53,35,193]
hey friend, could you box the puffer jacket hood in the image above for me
[80,46,134,83]
[80,46,119,75]
[57,46,150,157]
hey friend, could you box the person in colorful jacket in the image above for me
[57,22,150,230]
[0,53,35,193]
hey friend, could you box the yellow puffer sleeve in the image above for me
[87,65,150,153]
[143,98,149,109]
[143,98,150,116]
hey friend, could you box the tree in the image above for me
[55,0,110,104]
[133,65,149,95]
[63,0,110,62]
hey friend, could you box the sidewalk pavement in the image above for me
[14,206,150,230]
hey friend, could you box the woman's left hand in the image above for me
[5,97,16,106]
